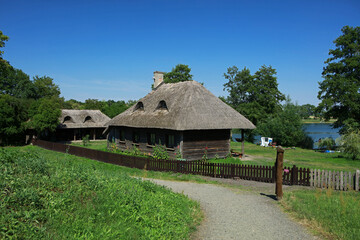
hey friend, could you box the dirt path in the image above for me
[145,178,316,240]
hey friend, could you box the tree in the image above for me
[29,97,61,137]
[0,60,35,99]
[0,30,9,58]
[163,64,193,83]
[298,104,316,119]
[223,65,285,126]
[32,75,61,99]
[0,95,28,145]
[255,97,312,148]
[318,26,360,133]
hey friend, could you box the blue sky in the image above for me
[1,0,359,105]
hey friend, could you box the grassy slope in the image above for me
[282,189,360,240]
[0,146,202,239]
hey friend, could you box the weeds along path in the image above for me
[145,179,316,240]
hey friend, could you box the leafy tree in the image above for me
[102,100,129,118]
[84,99,107,110]
[318,26,360,133]
[63,99,84,109]
[0,95,28,145]
[255,97,312,147]
[163,64,193,83]
[0,60,35,99]
[32,75,61,99]
[223,65,285,126]
[0,30,9,58]
[298,104,316,119]
[29,97,61,137]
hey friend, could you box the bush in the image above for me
[317,137,336,150]
[339,129,360,160]
[152,142,169,160]
[82,134,90,146]
[256,98,310,147]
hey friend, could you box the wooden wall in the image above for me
[108,127,231,161]
[108,127,181,158]
[182,130,231,161]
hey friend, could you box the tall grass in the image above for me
[282,189,360,240]
[0,147,201,239]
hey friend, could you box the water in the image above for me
[232,123,340,148]
[304,123,340,143]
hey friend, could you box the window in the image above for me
[134,102,144,111]
[120,129,125,142]
[63,116,72,123]
[133,131,140,143]
[166,134,175,148]
[156,100,168,110]
[84,116,92,123]
[147,133,156,145]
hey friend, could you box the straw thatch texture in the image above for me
[107,81,255,130]
[58,109,110,129]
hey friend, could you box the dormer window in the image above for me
[63,116,73,123]
[134,102,144,111]
[156,100,168,110]
[84,116,93,123]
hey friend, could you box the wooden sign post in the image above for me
[275,146,284,200]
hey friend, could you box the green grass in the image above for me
[0,146,202,239]
[71,140,108,151]
[282,188,360,240]
[230,141,360,172]
[301,118,336,124]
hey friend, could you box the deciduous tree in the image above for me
[163,64,193,83]
[223,65,285,126]
[0,30,9,58]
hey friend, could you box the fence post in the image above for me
[356,170,359,191]
[291,165,297,185]
[275,146,284,200]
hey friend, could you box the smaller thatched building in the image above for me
[105,73,255,160]
[56,109,110,141]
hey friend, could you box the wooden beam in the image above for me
[241,129,245,157]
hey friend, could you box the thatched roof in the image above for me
[58,109,110,129]
[106,81,255,131]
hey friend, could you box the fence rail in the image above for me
[33,140,359,190]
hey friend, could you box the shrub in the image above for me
[82,134,90,146]
[153,142,169,160]
[339,129,360,160]
[318,137,336,150]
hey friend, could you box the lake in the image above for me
[232,123,340,148]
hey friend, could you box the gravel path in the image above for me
[145,179,316,240]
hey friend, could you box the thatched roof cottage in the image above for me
[105,73,255,160]
[56,109,110,141]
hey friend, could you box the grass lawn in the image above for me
[301,118,336,124]
[282,188,360,240]
[230,141,360,172]
[71,140,108,151]
[0,145,202,239]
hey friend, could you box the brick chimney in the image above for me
[153,71,164,88]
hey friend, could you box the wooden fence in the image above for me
[33,140,360,191]
[310,169,360,191]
